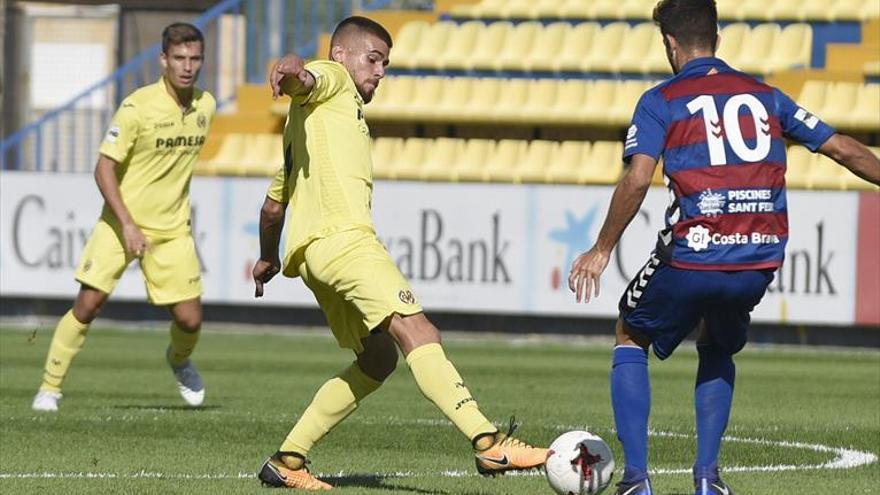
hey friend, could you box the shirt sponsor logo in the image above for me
[155,121,175,130]
[697,189,725,217]
[155,135,206,149]
[686,225,780,252]
[794,107,819,130]
[104,125,120,144]
[726,189,775,213]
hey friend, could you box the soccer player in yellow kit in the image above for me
[31,23,215,412]
[251,16,547,490]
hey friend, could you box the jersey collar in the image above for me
[156,77,202,113]
[679,56,731,76]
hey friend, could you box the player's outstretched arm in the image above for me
[94,154,149,257]
[253,196,287,297]
[818,133,880,186]
[269,54,316,100]
[568,153,656,303]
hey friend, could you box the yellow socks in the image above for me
[280,363,382,456]
[168,322,199,367]
[406,343,495,441]
[40,310,90,393]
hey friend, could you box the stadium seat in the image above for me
[582,22,629,72]
[470,0,506,18]
[550,79,589,125]
[588,0,625,19]
[554,22,598,72]
[738,0,774,21]
[532,0,567,18]
[521,79,559,123]
[769,0,802,20]
[734,23,781,74]
[850,83,880,130]
[763,23,812,73]
[583,141,624,183]
[468,22,513,71]
[717,23,749,63]
[496,22,541,71]
[612,22,657,73]
[392,137,430,180]
[862,0,880,20]
[456,139,496,182]
[822,82,860,128]
[524,22,570,72]
[558,0,591,18]
[366,76,416,120]
[810,153,846,190]
[493,78,530,123]
[581,80,617,125]
[485,139,527,182]
[372,137,402,180]
[620,0,655,19]
[458,78,503,122]
[422,137,462,181]
[796,80,829,115]
[715,0,740,20]
[433,77,473,122]
[547,141,589,184]
[641,29,670,74]
[404,76,445,120]
[436,21,482,71]
[391,21,428,70]
[785,145,815,189]
[607,80,649,125]
[502,0,540,19]
[518,140,557,183]
[202,133,247,175]
[410,22,455,70]
[240,134,280,176]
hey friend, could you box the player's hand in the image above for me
[122,223,150,258]
[568,247,611,304]
[253,257,281,298]
[270,54,308,100]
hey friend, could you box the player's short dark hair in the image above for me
[652,0,718,51]
[162,22,205,54]
[330,16,393,49]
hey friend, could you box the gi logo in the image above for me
[686,225,711,252]
[197,113,207,129]
[697,189,725,217]
[398,290,417,305]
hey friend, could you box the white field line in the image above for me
[1,427,874,481]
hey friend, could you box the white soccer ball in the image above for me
[545,430,615,495]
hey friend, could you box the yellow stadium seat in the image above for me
[850,84,880,130]
[372,137,403,180]
[503,0,538,18]
[391,21,428,70]
[468,22,513,71]
[518,140,558,183]
[555,22,598,72]
[496,22,541,71]
[798,0,835,20]
[206,133,247,175]
[521,79,559,123]
[559,0,591,18]
[486,139,527,182]
[785,145,815,189]
[583,22,629,72]
[393,138,430,181]
[550,79,589,125]
[458,78,503,123]
[641,30,671,74]
[717,23,749,62]
[620,0,654,19]
[588,0,625,19]
[763,23,812,73]
[410,22,455,70]
[612,23,657,73]
[734,23,781,74]
[525,22,570,72]
[548,141,589,184]
[829,0,862,21]
[796,80,829,116]
[404,76,445,120]
[862,0,880,20]
[422,138,463,181]
[864,60,880,76]
[366,77,416,120]
[822,82,860,128]
[810,154,846,190]
[432,77,474,122]
[241,134,280,176]
[456,139,496,182]
[436,21,482,71]
[770,0,803,20]
[532,0,567,18]
[716,0,740,20]
[738,0,775,21]
[581,80,617,125]
[582,141,624,184]
[449,0,484,18]
[493,79,530,123]
[471,0,507,17]
[607,80,649,126]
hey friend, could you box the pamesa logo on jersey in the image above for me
[548,205,599,290]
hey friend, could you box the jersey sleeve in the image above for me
[98,97,141,163]
[293,60,351,105]
[773,88,835,152]
[623,90,668,163]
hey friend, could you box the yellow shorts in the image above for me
[75,221,203,305]
[296,229,423,353]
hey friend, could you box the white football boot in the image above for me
[32,390,62,412]
[166,347,205,406]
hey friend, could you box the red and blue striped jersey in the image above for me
[624,57,835,271]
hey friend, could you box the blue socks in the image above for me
[611,345,651,484]
[693,344,735,481]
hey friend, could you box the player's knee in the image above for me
[175,315,201,333]
[72,292,107,324]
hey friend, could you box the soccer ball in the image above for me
[545,430,615,495]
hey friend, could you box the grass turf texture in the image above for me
[1,325,877,494]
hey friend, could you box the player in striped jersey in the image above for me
[567,1,880,494]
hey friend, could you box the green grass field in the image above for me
[1,324,878,494]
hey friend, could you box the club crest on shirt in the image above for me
[398,290,417,305]
[197,113,207,129]
[697,189,726,217]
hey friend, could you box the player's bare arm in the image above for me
[568,153,657,303]
[253,196,287,297]
[269,54,316,100]
[818,133,880,185]
[94,154,149,257]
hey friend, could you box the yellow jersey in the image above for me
[267,60,374,278]
[99,78,215,238]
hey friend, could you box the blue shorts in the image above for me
[618,253,774,360]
